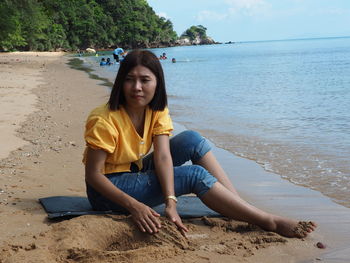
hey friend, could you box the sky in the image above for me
[146,0,350,42]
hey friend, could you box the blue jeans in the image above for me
[86,130,217,212]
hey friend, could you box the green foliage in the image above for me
[0,0,179,51]
[181,25,208,41]
[19,0,51,50]
[0,1,26,50]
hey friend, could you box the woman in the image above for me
[84,50,316,237]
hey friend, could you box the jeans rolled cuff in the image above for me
[192,138,212,162]
[196,176,217,197]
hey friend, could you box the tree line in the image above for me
[0,0,181,51]
[0,0,213,52]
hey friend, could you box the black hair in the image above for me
[108,49,168,111]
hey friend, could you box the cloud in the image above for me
[156,12,169,19]
[196,10,228,21]
[225,0,265,9]
[315,8,350,16]
[196,0,270,22]
[225,0,271,17]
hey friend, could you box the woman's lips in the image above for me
[131,95,143,99]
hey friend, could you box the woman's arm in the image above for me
[85,147,161,234]
[153,135,188,236]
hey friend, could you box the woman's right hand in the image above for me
[85,148,161,234]
[129,201,162,234]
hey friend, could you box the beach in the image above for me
[0,52,347,262]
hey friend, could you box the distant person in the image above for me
[77,49,84,57]
[159,53,167,60]
[171,58,176,63]
[113,47,124,62]
[106,58,113,66]
[83,50,316,238]
[100,58,107,66]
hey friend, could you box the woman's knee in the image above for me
[171,130,211,162]
[176,130,202,144]
[190,165,217,197]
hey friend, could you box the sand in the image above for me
[0,52,332,262]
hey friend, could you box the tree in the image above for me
[181,25,208,41]
[0,1,26,50]
[0,0,179,51]
[18,0,51,50]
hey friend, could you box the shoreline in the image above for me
[173,122,350,261]
[0,52,347,262]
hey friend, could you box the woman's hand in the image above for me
[165,202,188,237]
[153,135,188,236]
[129,201,162,234]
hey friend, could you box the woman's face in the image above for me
[123,65,157,109]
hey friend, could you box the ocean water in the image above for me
[79,37,350,208]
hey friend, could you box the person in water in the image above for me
[159,52,168,60]
[83,50,316,237]
[113,47,125,62]
[99,58,107,66]
[106,58,113,66]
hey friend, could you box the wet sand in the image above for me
[0,52,346,262]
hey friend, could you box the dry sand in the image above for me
[0,52,325,262]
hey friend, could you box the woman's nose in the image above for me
[133,80,142,91]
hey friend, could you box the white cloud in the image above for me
[225,0,265,9]
[157,12,169,19]
[196,10,228,21]
[225,0,271,17]
[196,0,270,22]
[315,8,350,16]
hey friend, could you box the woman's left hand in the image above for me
[165,203,188,237]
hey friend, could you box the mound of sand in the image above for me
[0,215,292,263]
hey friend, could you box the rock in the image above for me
[316,242,326,249]
[200,36,216,45]
[175,36,217,46]
[176,38,191,46]
[85,48,96,53]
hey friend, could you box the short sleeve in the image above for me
[152,107,173,136]
[84,116,118,153]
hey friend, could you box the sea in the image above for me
[77,37,350,208]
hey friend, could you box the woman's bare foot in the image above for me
[265,216,317,238]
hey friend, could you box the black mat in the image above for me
[39,196,221,219]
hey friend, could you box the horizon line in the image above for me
[230,35,350,44]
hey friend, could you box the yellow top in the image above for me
[83,104,173,174]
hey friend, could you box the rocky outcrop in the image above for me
[175,36,218,46]
[175,38,191,46]
[85,48,96,53]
